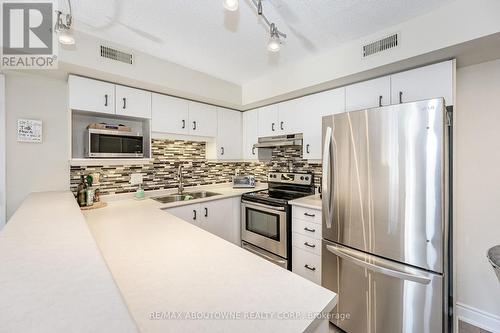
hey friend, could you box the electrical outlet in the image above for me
[130,173,143,185]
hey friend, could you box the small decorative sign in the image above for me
[17,119,43,143]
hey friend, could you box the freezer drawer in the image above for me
[322,240,444,333]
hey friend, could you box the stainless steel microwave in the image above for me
[84,129,143,158]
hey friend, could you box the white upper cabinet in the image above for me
[212,107,242,160]
[188,101,217,137]
[151,93,189,135]
[278,98,304,135]
[302,88,345,160]
[242,109,259,160]
[391,61,454,105]
[69,75,115,115]
[115,85,152,119]
[345,76,391,112]
[258,104,279,137]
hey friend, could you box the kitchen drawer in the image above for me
[292,247,321,285]
[292,218,322,240]
[292,206,321,224]
[292,232,321,256]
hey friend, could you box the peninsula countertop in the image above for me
[0,192,138,333]
[1,184,337,333]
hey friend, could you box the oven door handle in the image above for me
[242,243,287,266]
[241,200,285,211]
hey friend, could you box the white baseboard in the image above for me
[456,302,500,333]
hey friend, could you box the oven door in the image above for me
[241,200,287,258]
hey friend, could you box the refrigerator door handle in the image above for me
[326,244,432,285]
[322,126,333,229]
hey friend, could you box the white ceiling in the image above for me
[68,0,454,85]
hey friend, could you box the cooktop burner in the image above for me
[241,172,315,206]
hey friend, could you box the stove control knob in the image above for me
[305,177,309,181]
[300,176,304,180]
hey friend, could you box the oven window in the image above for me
[246,208,280,241]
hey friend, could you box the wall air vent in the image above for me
[362,33,399,58]
[100,45,133,64]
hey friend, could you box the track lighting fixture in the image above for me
[267,23,281,52]
[223,0,286,52]
[55,0,75,45]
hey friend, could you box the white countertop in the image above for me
[86,184,337,332]
[0,192,138,333]
[1,185,337,333]
[290,194,323,210]
[102,182,267,209]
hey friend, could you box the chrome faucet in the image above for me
[177,164,184,195]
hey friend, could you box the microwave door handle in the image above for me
[325,244,432,285]
[322,126,333,229]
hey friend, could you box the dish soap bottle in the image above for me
[135,184,145,200]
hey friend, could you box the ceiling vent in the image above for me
[362,33,399,58]
[100,45,133,64]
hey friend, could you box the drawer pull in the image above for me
[304,242,316,248]
[304,264,316,271]
[304,212,316,217]
[304,227,316,233]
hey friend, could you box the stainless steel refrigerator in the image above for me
[321,98,452,333]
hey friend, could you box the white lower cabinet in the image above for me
[166,197,240,245]
[293,247,322,285]
[165,204,199,225]
[292,205,322,285]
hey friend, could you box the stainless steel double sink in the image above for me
[152,191,221,204]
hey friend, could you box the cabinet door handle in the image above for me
[304,242,316,248]
[122,98,127,109]
[221,147,224,155]
[104,94,108,107]
[304,264,316,271]
[193,210,197,220]
[193,121,197,130]
[306,144,310,154]
[399,91,403,104]
[271,123,275,132]
[304,227,316,233]
[252,147,256,155]
[379,95,383,107]
[181,120,186,129]
[280,121,284,131]
[204,207,208,218]
[304,212,316,217]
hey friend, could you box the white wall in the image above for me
[0,74,5,228]
[5,72,70,220]
[242,0,500,107]
[59,31,242,109]
[455,59,500,332]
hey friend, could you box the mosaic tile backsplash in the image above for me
[70,139,322,196]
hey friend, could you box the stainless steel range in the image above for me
[241,172,315,270]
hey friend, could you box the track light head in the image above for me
[223,0,239,11]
